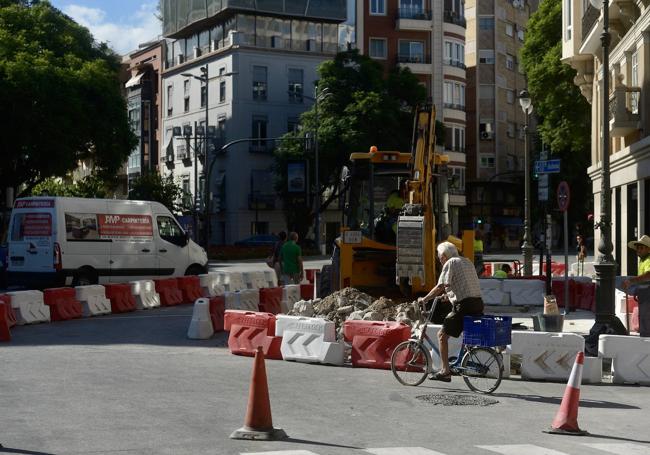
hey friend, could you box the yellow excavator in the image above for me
[320,105,474,298]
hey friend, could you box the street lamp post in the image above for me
[589,0,627,334]
[519,90,533,277]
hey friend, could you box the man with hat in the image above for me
[623,235,650,337]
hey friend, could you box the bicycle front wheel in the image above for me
[460,347,503,394]
[391,340,431,386]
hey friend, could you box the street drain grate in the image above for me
[415,394,499,406]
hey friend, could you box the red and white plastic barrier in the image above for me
[104,284,137,314]
[43,287,82,321]
[6,290,50,324]
[275,315,345,365]
[154,278,184,306]
[130,280,160,310]
[198,273,225,298]
[75,285,111,317]
[224,310,282,359]
[343,320,411,369]
[187,298,213,339]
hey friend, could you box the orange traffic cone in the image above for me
[230,346,287,440]
[0,304,11,342]
[545,351,588,435]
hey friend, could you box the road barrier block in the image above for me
[300,283,314,301]
[239,289,260,311]
[425,324,464,371]
[243,271,269,290]
[582,356,602,384]
[259,287,283,314]
[198,273,225,298]
[282,285,301,314]
[216,272,246,292]
[305,269,317,284]
[7,290,50,324]
[343,320,411,369]
[599,335,650,385]
[275,315,343,365]
[209,296,225,332]
[224,291,240,310]
[502,279,545,306]
[75,285,111,316]
[0,295,17,328]
[43,287,83,321]
[104,284,137,314]
[176,276,204,303]
[510,331,585,382]
[187,298,214,339]
[130,280,160,310]
[0,303,11,342]
[224,310,282,359]
[574,279,595,311]
[154,279,183,306]
[263,270,277,288]
[479,279,510,306]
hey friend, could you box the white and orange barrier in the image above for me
[275,314,345,365]
[198,273,225,298]
[243,271,269,290]
[75,285,111,316]
[130,280,160,310]
[599,335,650,385]
[510,331,586,382]
[281,284,301,314]
[7,290,50,325]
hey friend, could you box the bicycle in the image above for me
[390,302,509,394]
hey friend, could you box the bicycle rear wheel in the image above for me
[391,340,431,386]
[460,347,503,394]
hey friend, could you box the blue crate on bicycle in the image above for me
[462,315,512,347]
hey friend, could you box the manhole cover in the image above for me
[415,393,499,406]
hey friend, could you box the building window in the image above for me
[506,89,515,104]
[444,81,465,109]
[167,85,173,116]
[505,22,514,37]
[369,38,387,59]
[218,116,227,142]
[184,79,190,112]
[251,115,268,151]
[218,68,226,103]
[632,51,639,113]
[449,166,465,192]
[479,84,494,99]
[399,40,425,63]
[287,116,300,133]
[253,65,268,101]
[506,54,515,70]
[288,68,303,103]
[479,121,493,140]
[507,122,516,138]
[480,154,496,168]
[479,17,494,30]
[518,29,525,41]
[370,0,385,15]
[200,85,206,107]
[478,49,495,64]
[452,127,465,152]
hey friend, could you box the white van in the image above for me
[7,197,208,288]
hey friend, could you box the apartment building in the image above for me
[160,1,347,245]
[464,0,538,249]
[124,39,164,187]
[563,0,650,275]
[356,0,467,234]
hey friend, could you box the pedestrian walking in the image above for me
[280,232,304,285]
[271,231,287,285]
[576,234,587,276]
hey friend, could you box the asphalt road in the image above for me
[2,302,649,455]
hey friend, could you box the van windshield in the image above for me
[10,213,52,241]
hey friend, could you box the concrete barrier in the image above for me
[7,290,50,324]
[75,285,111,316]
[130,280,160,310]
[502,279,545,306]
[187,298,214,339]
[599,335,650,385]
[275,315,345,365]
[479,279,510,306]
[510,331,585,382]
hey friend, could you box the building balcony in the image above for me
[396,8,432,31]
[443,10,466,28]
[608,85,641,137]
[396,54,431,74]
[443,102,465,111]
[443,59,466,70]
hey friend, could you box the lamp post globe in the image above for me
[519,89,533,277]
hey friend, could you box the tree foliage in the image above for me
[30,174,113,198]
[273,50,426,238]
[520,0,592,221]
[128,173,190,215]
[0,0,137,196]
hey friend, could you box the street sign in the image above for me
[557,181,570,212]
[538,174,549,201]
[534,159,561,174]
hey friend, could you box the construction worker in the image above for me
[493,264,512,279]
[375,190,404,243]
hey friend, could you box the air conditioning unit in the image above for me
[176,54,184,65]
[480,131,494,140]
[193,46,201,59]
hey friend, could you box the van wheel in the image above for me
[72,268,97,287]
[185,264,206,276]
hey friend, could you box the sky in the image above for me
[49,0,163,55]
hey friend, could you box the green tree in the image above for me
[128,173,190,215]
[274,50,426,238]
[520,0,592,225]
[30,174,113,198]
[0,0,137,196]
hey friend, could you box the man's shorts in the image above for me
[441,297,484,338]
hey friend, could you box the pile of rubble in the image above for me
[288,287,423,334]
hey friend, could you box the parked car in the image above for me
[234,234,279,247]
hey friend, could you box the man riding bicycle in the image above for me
[418,241,484,382]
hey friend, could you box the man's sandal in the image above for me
[428,371,452,382]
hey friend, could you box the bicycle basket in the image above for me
[462,315,512,347]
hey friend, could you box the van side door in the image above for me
[106,211,157,282]
[155,215,189,277]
